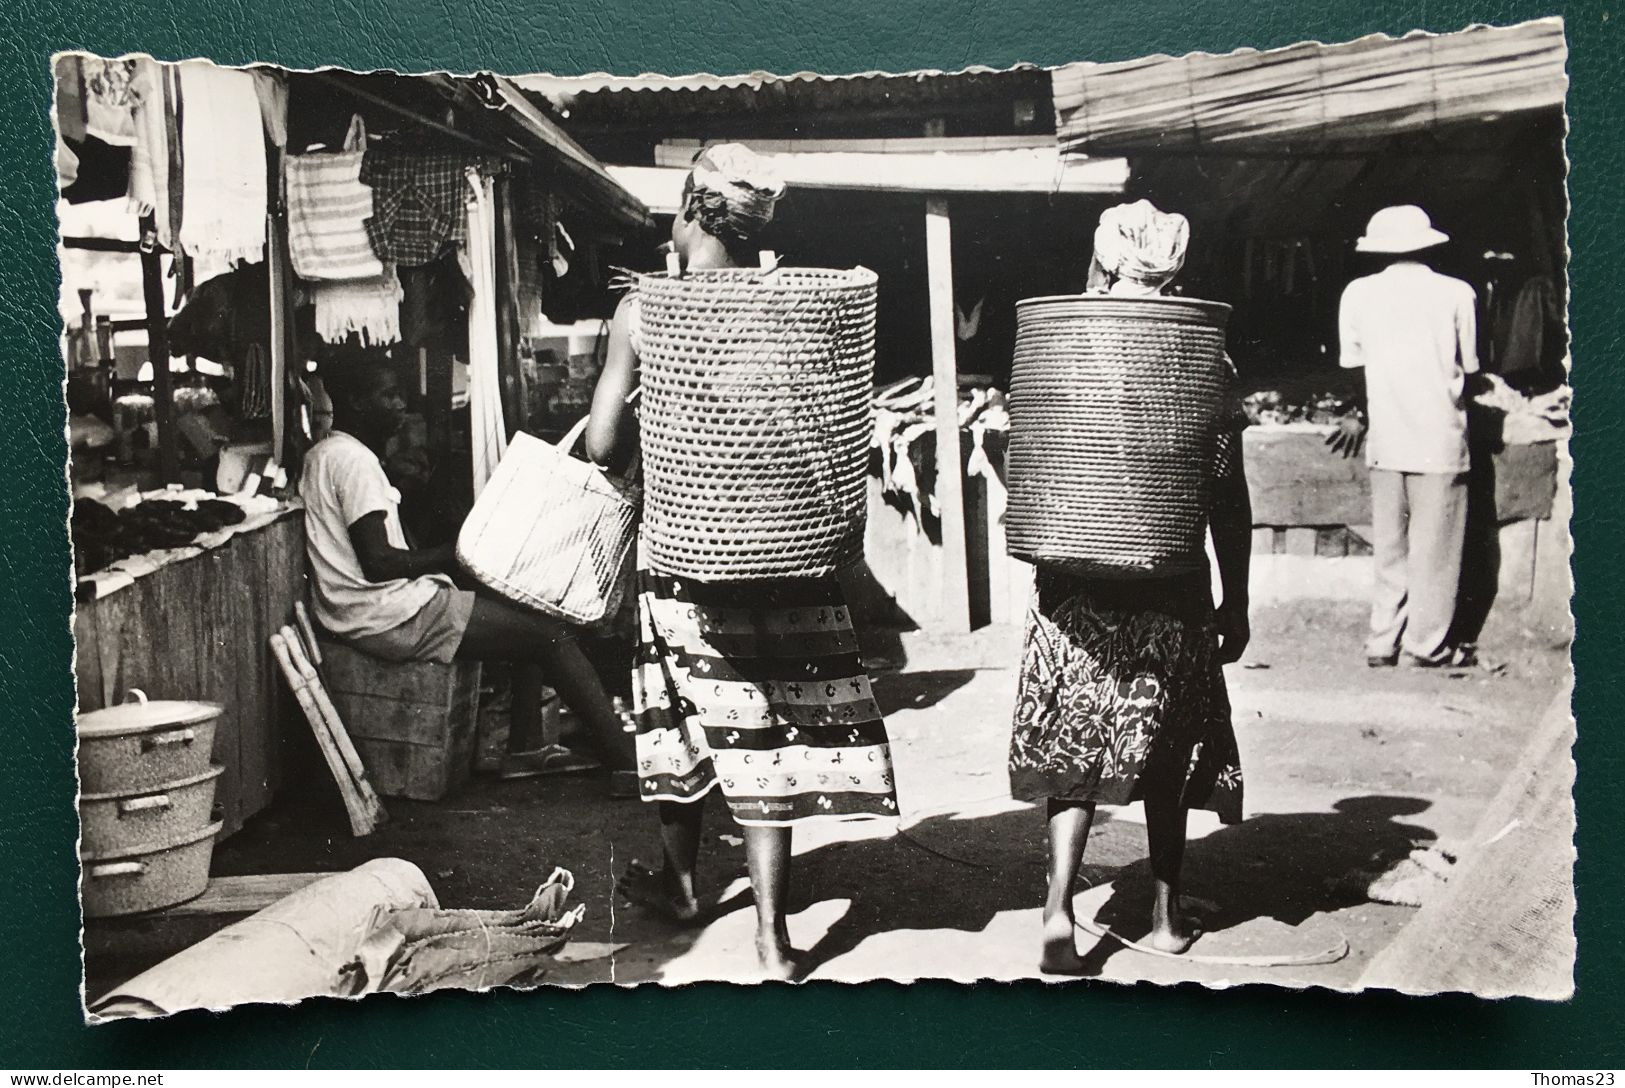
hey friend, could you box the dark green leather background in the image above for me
[2,0,1619,1068]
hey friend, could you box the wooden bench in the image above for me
[316,639,482,802]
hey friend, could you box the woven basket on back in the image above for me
[634,266,877,582]
[1005,294,1232,578]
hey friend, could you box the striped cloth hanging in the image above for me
[286,115,385,281]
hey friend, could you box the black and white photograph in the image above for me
[56,17,1573,1019]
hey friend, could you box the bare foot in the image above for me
[1039,909,1086,975]
[755,932,803,982]
[616,860,702,926]
[1145,919,1201,955]
[1147,895,1200,954]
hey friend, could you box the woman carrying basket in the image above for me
[585,145,898,980]
[1009,202,1253,972]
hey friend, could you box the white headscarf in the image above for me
[1088,200,1190,297]
[687,143,787,237]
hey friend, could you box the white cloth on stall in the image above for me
[176,61,268,264]
[126,58,174,247]
[312,268,404,346]
[286,115,385,281]
[464,168,507,496]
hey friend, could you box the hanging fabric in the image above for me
[312,266,404,346]
[82,57,141,147]
[126,58,174,248]
[464,168,507,496]
[251,69,288,150]
[55,56,88,143]
[176,61,267,265]
[286,115,385,281]
[361,147,475,266]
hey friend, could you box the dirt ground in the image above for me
[88,596,1569,999]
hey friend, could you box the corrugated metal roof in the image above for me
[516,64,1039,99]
[1052,20,1567,155]
[514,64,1051,125]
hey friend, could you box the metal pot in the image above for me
[77,690,221,795]
[78,764,224,856]
[80,820,222,918]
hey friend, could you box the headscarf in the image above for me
[687,143,787,240]
[1087,199,1190,297]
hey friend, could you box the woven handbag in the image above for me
[633,266,877,582]
[1004,294,1231,578]
[456,417,640,625]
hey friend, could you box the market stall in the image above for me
[59,56,651,843]
[73,492,303,835]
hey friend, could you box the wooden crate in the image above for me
[316,640,482,801]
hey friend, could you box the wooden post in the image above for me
[138,213,178,484]
[925,196,972,632]
[266,148,292,470]
[493,174,524,437]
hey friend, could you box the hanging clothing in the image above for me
[82,57,141,147]
[126,59,177,249]
[464,168,506,495]
[286,115,385,281]
[630,569,899,827]
[360,147,475,266]
[251,69,288,150]
[1497,274,1563,382]
[176,62,267,264]
[312,267,404,346]
[55,55,88,143]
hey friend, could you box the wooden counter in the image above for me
[73,507,307,838]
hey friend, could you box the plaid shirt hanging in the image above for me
[360,146,480,266]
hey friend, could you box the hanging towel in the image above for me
[313,267,404,346]
[464,169,507,496]
[126,58,175,248]
[287,115,385,281]
[176,62,267,265]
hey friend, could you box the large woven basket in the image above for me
[1005,294,1232,578]
[634,266,877,581]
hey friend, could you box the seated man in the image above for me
[300,359,633,774]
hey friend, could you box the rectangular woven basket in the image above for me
[633,266,878,582]
[1004,294,1232,578]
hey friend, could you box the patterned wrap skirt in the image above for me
[630,567,899,827]
[1008,570,1244,823]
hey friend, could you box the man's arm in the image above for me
[1210,436,1252,664]
[348,511,456,583]
[1328,284,1369,458]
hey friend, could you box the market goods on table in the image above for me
[1005,294,1231,578]
[633,266,877,581]
[71,488,277,578]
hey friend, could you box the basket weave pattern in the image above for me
[635,267,877,581]
[1005,295,1231,578]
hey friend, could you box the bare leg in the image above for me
[1041,799,1095,974]
[506,664,548,754]
[745,824,798,980]
[458,595,632,768]
[617,799,704,924]
[1144,794,1196,954]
